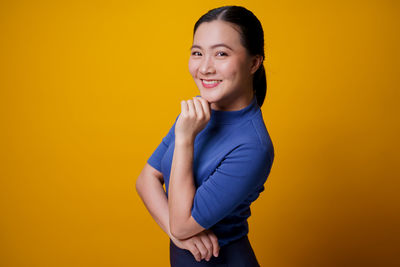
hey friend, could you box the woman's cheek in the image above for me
[218,60,235,77]
[188,60,198,78]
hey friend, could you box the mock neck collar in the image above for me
[208,95,260,125]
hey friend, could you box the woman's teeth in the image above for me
[202,80,222,84]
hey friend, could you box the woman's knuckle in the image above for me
[210,235,217,241]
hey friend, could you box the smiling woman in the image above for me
[136,5,274,267]
[189,20,263,111]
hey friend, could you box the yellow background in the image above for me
[1,0,399,266]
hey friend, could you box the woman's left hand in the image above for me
[175,96,211,143]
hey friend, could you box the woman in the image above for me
[136,5,274,266]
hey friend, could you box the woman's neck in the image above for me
[211,91,255,111]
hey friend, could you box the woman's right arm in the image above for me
[135,163,220,262]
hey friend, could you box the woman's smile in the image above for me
[201,79,223,88]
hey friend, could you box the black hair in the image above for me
[193,5,267,107]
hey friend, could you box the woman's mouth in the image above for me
[201,79,222,88]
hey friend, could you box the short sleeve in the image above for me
[147,115,179,172]
[191,143,274,229]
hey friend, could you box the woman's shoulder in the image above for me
[233,114,273,150]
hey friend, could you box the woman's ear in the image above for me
[250,55,263,75]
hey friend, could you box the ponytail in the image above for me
[253,64,267,107]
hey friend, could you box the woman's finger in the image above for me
[192,97,204,120]
[194,240,208,261]
[180,100,188,116]
[196,97,211,120]
[199,234,213,261]
[207,231,220,257]
[187,244,201,262]
[186,99,196,117]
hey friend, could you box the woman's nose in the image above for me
[199,56,215,74]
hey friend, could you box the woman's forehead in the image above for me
[193,20,243,49]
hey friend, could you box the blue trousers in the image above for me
[169,234,260,267]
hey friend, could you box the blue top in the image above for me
[147,95,274,247]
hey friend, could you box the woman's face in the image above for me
[189,20,261,111]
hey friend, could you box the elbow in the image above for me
[170,221,192,240]
[170,215,205,239]
[170,226,191,240]
[135,175,144,196]
[135,177,140,192]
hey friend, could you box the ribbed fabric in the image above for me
[147,95,274,247]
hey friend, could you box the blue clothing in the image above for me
[147,95,274,247]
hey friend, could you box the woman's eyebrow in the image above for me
[190,43,233,51]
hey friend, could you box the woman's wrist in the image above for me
[175,136,195,146]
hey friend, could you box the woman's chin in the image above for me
[198,91,220,104]
[201,96,218,105]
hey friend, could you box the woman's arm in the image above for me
[169,139,204,239]
[168,97,211,240]
[136,162,220,261]
[135,162,173,238]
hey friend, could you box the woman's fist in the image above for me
[175,96,211,143]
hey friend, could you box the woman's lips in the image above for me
[201,79,222,88]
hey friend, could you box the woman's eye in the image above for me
[191,51,201,56]
[216,51,228,57]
